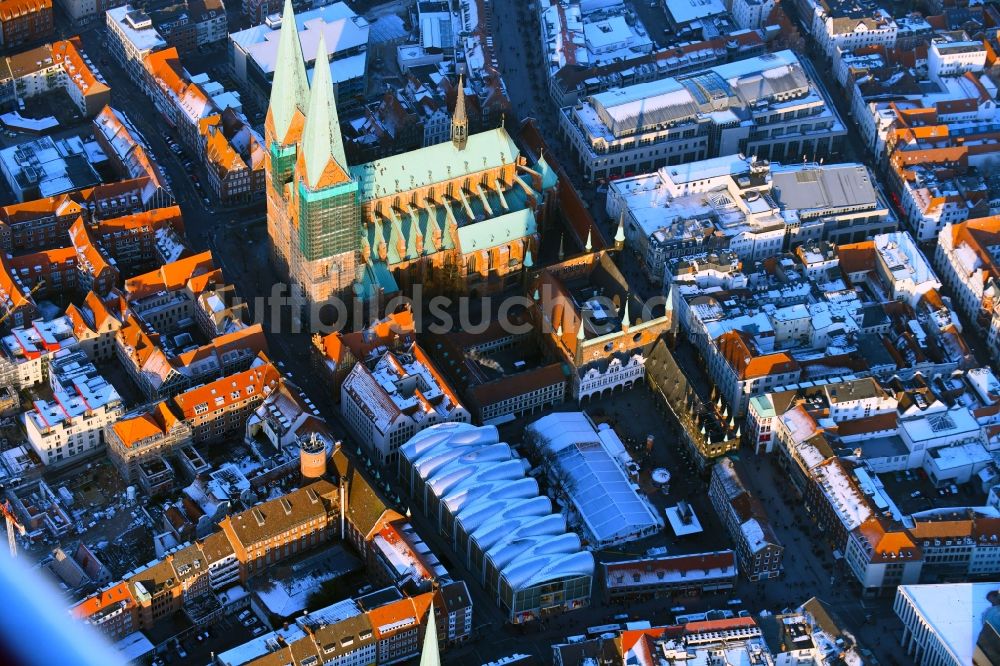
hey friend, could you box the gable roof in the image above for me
[220,479,336,548]
[171,351,277,418]
[124,250,216,300]
[350,127,520,201]
[856,517,921,564]
[71,581,135,620]
[716,330,799,381]
[317,307,415,368]
[111,401,182,449]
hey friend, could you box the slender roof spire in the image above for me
[301,33,348,188]
[621,296,630,329]
[585,227,593,253]
[420,601,441,666]
[268,0,309,142]
[615,210,626,245]
[451,75,468,150]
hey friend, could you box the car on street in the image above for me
[252,626,265,636]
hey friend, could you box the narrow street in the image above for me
[75,27,265,253]
[737,451,901,663]
[27,8,936,665]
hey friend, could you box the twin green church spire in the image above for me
[302,33,348,186]
[269,0,347,185]
[268,0,309,142]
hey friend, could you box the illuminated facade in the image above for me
[265,0,556,315]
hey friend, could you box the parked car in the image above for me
[238,610,251,621]
[252,626,265,636]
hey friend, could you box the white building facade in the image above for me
[341,346,470,464]
[730,0,775,30]
[560,50,846,182]
[105,6,167,94]
[23,349,124,467]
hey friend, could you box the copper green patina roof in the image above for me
[301,33,348,187]
[268,0,309,143]
[457,208,535,252]
[349,128,522,201]
[536,153,559,191]
[361,181,536,265]
[357,263,397,301]
[356,175,538,297]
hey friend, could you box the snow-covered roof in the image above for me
[664,0,726,25]
[527,413,663,547]
[900,405,980,443]
[586,50,806,139]
[341,345,463,434]
[107,6,167,53]
[812,461,873,532]
[874,232,940,293]
[27,350,121,432]
[605,550,736,590]
[113,632,154,661]
[897,583,997,666]
[399,423,593,593]
[230,2,369,76]
[929,442,991,471]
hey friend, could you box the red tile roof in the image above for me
[71,581,135,620]
[856,517,921,564]
[124,250,215,300]
[112,401,182,448]
[172,354,278,419]
[716,330,799,381]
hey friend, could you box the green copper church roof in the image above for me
[536,153,559,191]
[361,181,535,265]
[301,33,348,188]
[457,208,535,253]
[349,128,521,201]
[268,0,309,142]
[358,261,398,301]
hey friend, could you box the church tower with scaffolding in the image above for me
[266,0,557,320]
[265,0,359,313]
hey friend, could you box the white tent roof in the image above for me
[528,413,663,547]
[400,424,594,593]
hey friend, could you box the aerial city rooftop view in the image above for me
[0,0,999,663]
